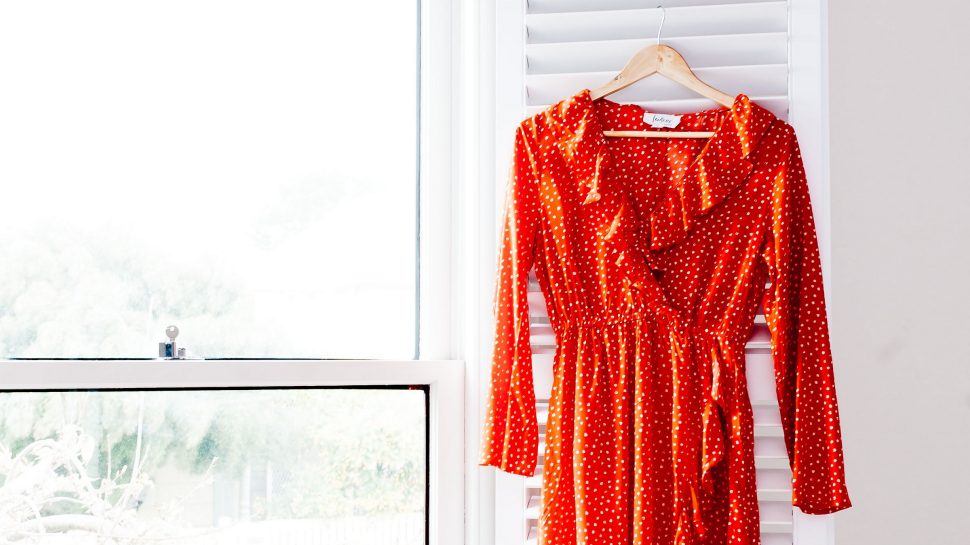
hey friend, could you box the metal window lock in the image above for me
[158,325,188,359]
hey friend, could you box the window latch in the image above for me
[158,325,188,359]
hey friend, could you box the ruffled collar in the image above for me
[548,88,778,251]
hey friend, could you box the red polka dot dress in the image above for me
[479,88,852,545]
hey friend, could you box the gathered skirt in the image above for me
[538,306,753,545]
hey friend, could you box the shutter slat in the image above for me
[758,467,795,490]
[762,534,796,545]
[528,0,783,15]
[758,500,795,523]
[527,64,787,105]
[528,33,788,75]
[526,2,787,44]
[530,331,557,349]
[754,424,784,438]
[760,521,794,534]
[755,456,792,470]
[758,489,794,502]
[527,96,789,120]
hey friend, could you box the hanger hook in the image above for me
[656,4,666,45]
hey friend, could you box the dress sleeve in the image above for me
[759,126,853,515]
[479,123,542,477]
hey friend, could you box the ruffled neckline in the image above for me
[547,88,780,251]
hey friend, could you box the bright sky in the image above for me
[0,1,418,358]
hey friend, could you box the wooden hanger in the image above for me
[589,6,735,139]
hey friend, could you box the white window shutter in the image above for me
[514,2,795,545]
[523,1,790,121]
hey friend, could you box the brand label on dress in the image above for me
[643,112,682,128]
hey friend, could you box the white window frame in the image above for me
[466,0,837,544]
[0,360,465,544]
[0,0,466,544]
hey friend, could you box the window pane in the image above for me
[0,1,418,358]
[0,387,427,544]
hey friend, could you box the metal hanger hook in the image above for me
[656,4,666,45]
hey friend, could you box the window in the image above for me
[0,386,427,543]
[0,0,418,359]
[0,360,463,545]
[0,1,463,544]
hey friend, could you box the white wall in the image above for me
[828,2,970,543]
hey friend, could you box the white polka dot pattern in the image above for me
[479,88,852,545]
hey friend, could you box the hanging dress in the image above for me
[479,89,852,545]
